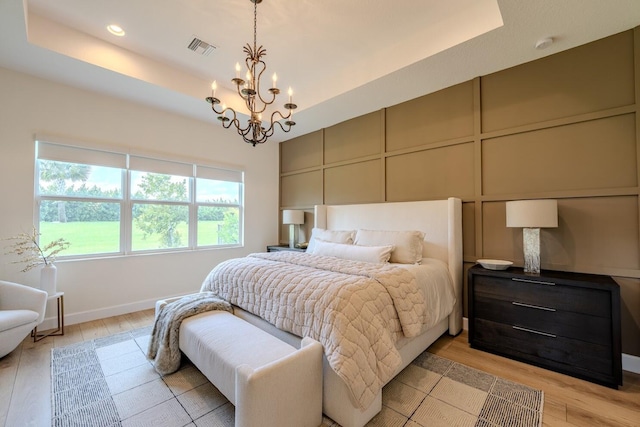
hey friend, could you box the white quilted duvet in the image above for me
[200,251,454,409]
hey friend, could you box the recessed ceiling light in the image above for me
[107,24,125,37]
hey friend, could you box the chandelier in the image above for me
[205,0,297,147]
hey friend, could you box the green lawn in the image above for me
[40,221,222,255]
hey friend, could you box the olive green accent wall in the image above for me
[279,29,640,356]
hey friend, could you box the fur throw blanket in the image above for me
[147,292,232,375]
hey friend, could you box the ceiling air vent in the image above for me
[187,37,216,56]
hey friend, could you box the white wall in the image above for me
[0,67,280,327]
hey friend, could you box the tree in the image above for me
[218,209,239,244]
[134,174,188,248]
[39,161,90,222]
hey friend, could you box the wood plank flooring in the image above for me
[1,310,638,426]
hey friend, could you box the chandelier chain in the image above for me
[253,0,258,53]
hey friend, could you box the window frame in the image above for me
[34,139,244,259]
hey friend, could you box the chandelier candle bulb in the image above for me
[211,81,217,98]
[272,73,277,88]
[235,62,241,78]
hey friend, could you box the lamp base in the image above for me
[288,224,298,248]
[522,228,541,274]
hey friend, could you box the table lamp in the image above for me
[506,199,558,274]
[282,210,304,248]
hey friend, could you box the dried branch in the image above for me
[4,226,70,272]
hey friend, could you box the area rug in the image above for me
[51,327,544,427]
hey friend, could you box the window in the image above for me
[35,140,243,258]
[195,166,242,247]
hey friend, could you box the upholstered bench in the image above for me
[155,299,323,427]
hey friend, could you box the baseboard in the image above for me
[461,317,640,375]
[39,292,192,331]
[622,353,640,375]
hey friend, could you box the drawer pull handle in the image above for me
[512,278,556,286]
[512,325,556,338]
[512,302,556,312]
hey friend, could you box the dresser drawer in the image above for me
[473,318,615,381]
[473,275,611,318]
[473,294,612,346]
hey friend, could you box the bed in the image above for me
[200,197,462,427]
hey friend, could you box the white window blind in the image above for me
[196,165,243,183]
[129,155,193,177]
[37,141,126,169]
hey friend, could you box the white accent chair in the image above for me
[0,280,48,358]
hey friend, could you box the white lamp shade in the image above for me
[282,209,304,225]
[506,200,558,228]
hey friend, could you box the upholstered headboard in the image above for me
[314,198,463,335]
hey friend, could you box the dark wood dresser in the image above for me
[468,265,622,388]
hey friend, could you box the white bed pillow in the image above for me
[306,228,355,253]
[309,240,393,263]
[354,229,425,264]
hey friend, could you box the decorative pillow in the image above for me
[354,229,425,264]
[309,240,394,263]
[306,228,355,253]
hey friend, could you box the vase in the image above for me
[40,263,57,295]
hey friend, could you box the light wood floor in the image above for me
[1,310,639,427]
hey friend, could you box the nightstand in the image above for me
[32,291,64,342]
[267,244,306,252]
[468,265,622,388]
